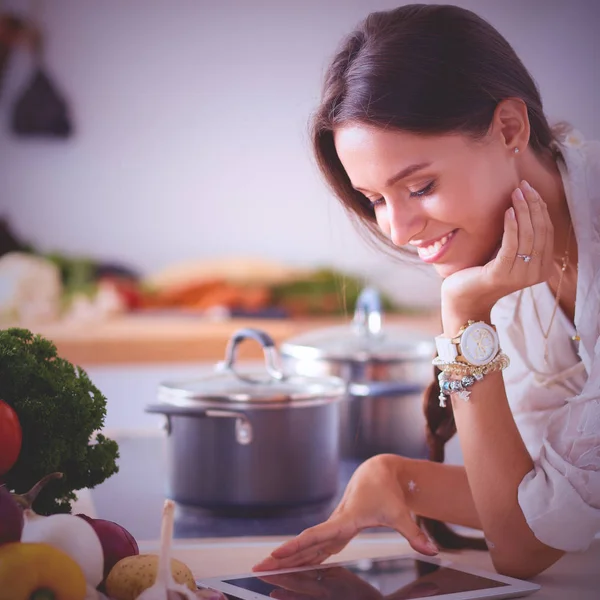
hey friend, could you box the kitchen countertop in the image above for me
[141,535,600,600]
[22,312,441,365]
[80,432,600,599]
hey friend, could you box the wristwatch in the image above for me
[435,320,500,367]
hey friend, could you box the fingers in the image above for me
[272,519,348,558]
[495,205,518,272]
[252,519,353,571]
[523,181,546,261]
[513,183,535,257]
[257,541,333,571]
[389,512,438,556]
[495,180,552,280]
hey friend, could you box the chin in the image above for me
[433,245,500,278]
[433,262,468,279]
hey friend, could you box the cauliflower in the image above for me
[0,252,62,325]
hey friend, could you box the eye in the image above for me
[370,197,385,208]
[409,180,436,198]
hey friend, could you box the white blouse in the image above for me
[490,126,600,553]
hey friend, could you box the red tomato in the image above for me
[0,400,22,476]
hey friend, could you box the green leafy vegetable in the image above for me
[271,268,405,315]
[0,328,119,515]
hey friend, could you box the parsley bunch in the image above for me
[0,328,119,514]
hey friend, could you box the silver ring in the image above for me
[516,254,532,263]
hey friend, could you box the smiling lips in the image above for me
[415,230,457,262]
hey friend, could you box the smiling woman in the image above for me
[253,3,600,580]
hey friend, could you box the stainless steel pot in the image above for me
[280,288,436,460]
[146,328,346,513]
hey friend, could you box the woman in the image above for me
[253,4,600,579]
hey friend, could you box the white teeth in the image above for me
[420,232,454,258]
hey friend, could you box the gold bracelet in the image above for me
[432,352,510,378]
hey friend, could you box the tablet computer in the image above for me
[197,553,541,600]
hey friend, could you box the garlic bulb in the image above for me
[136,500,197,600]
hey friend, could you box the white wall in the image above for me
[1,0,598,307]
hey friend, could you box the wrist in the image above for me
[441,310,492,337]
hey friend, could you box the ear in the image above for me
[490,98,530,153]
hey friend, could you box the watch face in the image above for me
[459,322,499,366]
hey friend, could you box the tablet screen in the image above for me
[223,556,509,599]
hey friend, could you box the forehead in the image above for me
[333,124,473,186]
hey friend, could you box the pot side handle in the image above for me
[146,404,253,445]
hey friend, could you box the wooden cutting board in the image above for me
[24,312,441,366]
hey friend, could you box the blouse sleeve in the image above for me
[517,337,600,552]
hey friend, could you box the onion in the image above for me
[21,510,104,588]
[77,513,139,579]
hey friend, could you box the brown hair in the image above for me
[311,4,557,550]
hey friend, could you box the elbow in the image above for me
[491,547,565,580]
[492,560,544,580]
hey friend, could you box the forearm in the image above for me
[443,313,565,577]
[379,454,482,530]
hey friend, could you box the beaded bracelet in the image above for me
[437,370,484,407]
[433,352,510,379]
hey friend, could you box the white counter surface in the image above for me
[138,533,600,599]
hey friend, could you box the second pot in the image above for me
[280,288,436,460]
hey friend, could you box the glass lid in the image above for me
[281,287,435,362]
[159,328,346,404]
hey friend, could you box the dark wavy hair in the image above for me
[311,4,558,550]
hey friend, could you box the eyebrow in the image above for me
[353,162,432,194]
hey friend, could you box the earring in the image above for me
[514,147,520,154]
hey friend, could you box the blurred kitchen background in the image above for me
[0,0,598,537]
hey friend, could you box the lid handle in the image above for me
[353,287,383,336]
[218,328,285,383]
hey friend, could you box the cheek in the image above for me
[448,164,514,233]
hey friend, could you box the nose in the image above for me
[384,196,426,247]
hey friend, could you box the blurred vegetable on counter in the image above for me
[0,218,418,323]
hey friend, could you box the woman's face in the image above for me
[334,124,519,278]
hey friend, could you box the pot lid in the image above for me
[280,287,435,363]
[159,327,346,404]
[159,370,345,404]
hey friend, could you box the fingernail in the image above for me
[514,188,525,202]
[508,207,516,219]
[425,541,439,554]
[521,180,533,192]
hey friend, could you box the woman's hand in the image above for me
[440,180,554,332]
[252,455,438,572]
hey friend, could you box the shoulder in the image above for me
[552,124,600,183]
